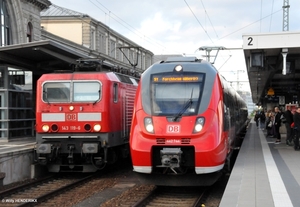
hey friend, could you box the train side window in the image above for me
[113,83,118,103]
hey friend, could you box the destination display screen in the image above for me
[152,74,203,82]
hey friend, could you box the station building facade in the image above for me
[0,0,153,141]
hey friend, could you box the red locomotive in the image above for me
[35,61,138,172]
[129,57,248,186]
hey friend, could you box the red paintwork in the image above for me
[36,72,136,135]
[130,75,229,170]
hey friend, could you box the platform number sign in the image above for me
[248,37,253,46]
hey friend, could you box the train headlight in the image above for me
[144,117,154,133]
[93,124,101,132]
[193,117,205,133]
[42,124,50,132]
[174,65,183,72]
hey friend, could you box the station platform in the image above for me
[220,120,300,207]
[0,138,36,154]
[0,138,37,186]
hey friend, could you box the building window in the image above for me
[0,0,10,46]
[91,26,96,50]
[117,43,122,61]
[27,22,33,42]
[110,40,116,58]
[99,34,105,53]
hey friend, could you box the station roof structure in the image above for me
[243,31,300,105]
[0,40,89,74]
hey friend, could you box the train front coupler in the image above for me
[67,145,75,164]
[157,148,183,174]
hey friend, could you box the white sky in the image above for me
[49,0,300,92]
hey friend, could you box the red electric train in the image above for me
[35,61,138,172]
[129,57,248,186]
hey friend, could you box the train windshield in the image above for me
[43,82,71,102]
[42,81,101,103]
[73,82,100,102]
[150,73,204,116]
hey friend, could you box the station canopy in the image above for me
[0,40,88,74]
[243,31,300,105]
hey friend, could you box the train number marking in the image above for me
[66,113,77,121]
[166,139,181,144]
[70,126,81,130]
[61,126,81,130]
[167,125,180,133]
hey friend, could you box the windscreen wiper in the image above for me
[172,98,193,121]
[173,89,194,121]
[93,90,100,105]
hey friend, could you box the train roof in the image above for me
[39,71,139,85]
[164,56,201,63]
[142,56,246,109]
[143,56,217,76]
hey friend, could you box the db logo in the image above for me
[167,125,180,133]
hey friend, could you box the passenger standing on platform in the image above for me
[254,111,260,128]
[293,107,300,150]
[266,113,275,137]
[284,106,294,146]
[274,106,282,144]
[260,110,266,130]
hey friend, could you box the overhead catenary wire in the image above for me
[269,0,275,32]
[51,1,284,58]
[184,0,214,44]
[217,8,282,41]
[89,0,181,54]
[199,0,219,39]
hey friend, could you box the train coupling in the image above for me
[68,145,74,163]
[158,148,182,173]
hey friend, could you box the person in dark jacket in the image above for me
[254,111,260,128]
[266,113,275,137]
[259,110,266,130]
[293,107,300,150]
[274,106,282,144]
[284,106,294,146]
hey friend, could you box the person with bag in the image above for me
[293,107,300,150]
[266,113,275,137]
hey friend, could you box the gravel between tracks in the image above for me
[0,169,229,207]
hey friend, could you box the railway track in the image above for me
[100,185,207,207]
[111,186,208,207]
[0,173,98,207]
[1,161,223,207]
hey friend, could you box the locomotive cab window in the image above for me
[43,82,70,102]
[73,82,101,102]
[150,73,204,116]
[42,81,101,103]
